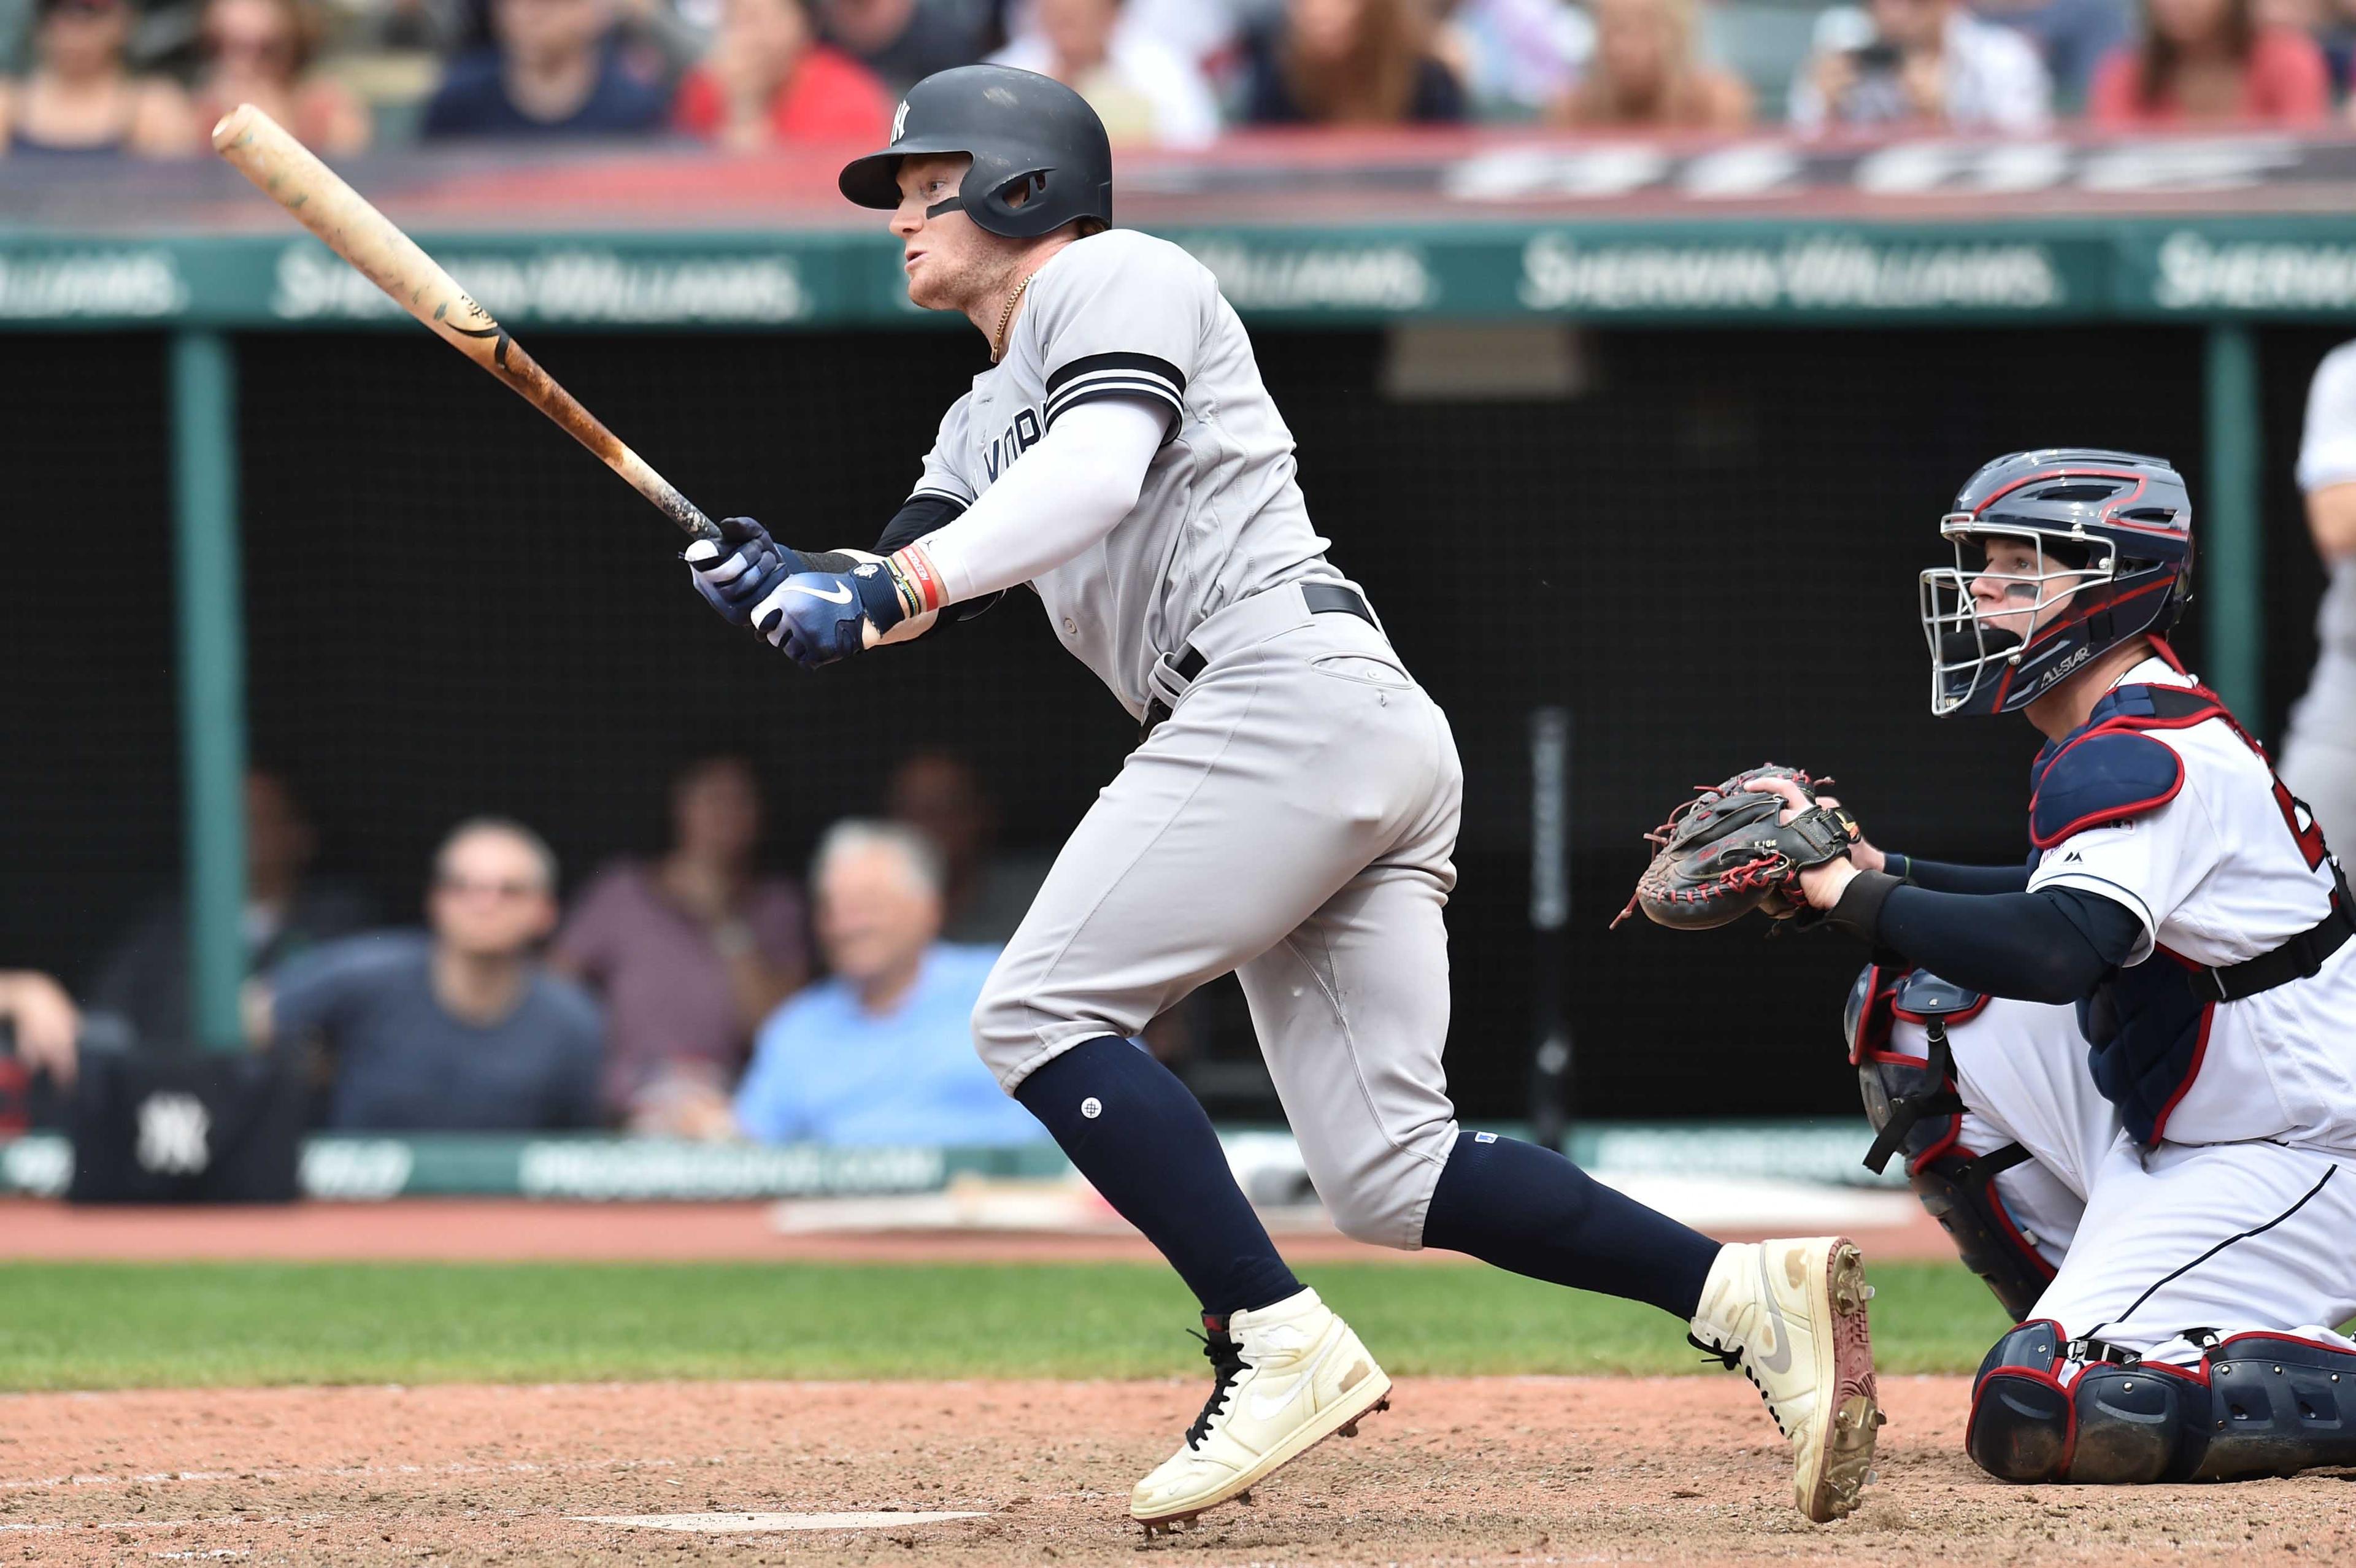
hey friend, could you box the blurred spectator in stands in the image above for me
[887,748,1052,946]
[674,0,891,144]
[988,0,1219,145]
[90,769,375,1051]
[190,0,370,152]
[812,0,995,91]
[1237,0,1469,123]
[1971,0,2127,106]
[733,821,1039,1145]
[251,818,602,1131]
[1550,0,1749,126]
[2269,0,2356,97]
[419,0,668,137]
[2279,341,2356,853]
[1789,0,2051,132]
[1002,0,1244,70]
[0,968,83,1134]
[0,971,80,1090]
[1436,0,1591,119]
[553,753,807,1128]
[0,0,193,155]
[2085,0,2327,121]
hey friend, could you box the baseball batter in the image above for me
[681,66,1881,1529]
[1768,450,2356,1485]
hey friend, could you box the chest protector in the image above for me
[2028,681,2339,1145]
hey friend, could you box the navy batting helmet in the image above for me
[1920,448,2195,717]
[838,66,1114,240]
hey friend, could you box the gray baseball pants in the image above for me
[972,581,1463,1250]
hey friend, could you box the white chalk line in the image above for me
[576,1512,989,1534]
[0,1455,695,1491]
[0,1512,339,1534]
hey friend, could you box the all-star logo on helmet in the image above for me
[1919,448,2195,717]
[839,64,1114,241]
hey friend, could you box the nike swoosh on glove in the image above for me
[755,563,906,669]
[683,516,818,627]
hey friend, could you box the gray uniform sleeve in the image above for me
[909,391,979,510]
[1025,233,1211,440]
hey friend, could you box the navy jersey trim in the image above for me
[1045,351,1187,400]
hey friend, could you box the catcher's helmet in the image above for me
[838,65,1114,240]
[1920,448,2195,717]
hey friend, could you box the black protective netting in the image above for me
[13,321,2339,1119]
[1,336,181,991]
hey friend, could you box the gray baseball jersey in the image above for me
[911,229,1466,1249]
[907,228,1355,720]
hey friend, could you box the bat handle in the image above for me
[618,450,721,544]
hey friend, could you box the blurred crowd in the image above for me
[6,0,2356,159]
[0,749,1068,1147]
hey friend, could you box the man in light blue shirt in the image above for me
[733,820,1044,1147]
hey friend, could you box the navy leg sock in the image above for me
[1422,1130,1720,1320]
[1015,1036,1301,1317]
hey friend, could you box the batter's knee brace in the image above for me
[1848,964,2055,1321]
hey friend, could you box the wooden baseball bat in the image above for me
[210,102,720,546]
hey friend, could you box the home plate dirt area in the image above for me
[6,1377,2353,1567]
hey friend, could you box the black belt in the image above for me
[2185,863,2353,1003]
[1141,583,1376,738]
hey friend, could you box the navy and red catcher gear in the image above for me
[1920,449,2195,717]
[839,65,1114,240]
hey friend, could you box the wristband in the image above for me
[887,545,945,618]
[1827,869,1904,942]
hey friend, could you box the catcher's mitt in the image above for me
[1612,765,1861,931]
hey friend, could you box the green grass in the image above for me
[0,1259,2010,1392]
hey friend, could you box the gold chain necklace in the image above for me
[990,272,1034,364]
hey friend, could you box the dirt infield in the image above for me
[6,1375,2350,1567]
[0,1197,1960,1263]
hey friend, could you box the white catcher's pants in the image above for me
[1894,1001,2356,1362]
[972,583,1464,1250]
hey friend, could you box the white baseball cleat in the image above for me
[1689,1236,1883,1523]
[1130,1286,1392,1534]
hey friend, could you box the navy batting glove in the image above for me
[752,563,906,669]
[683,516,820,628]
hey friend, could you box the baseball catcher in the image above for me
[1712,450,2356,1486]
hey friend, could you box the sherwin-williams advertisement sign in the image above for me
[6,219,2356,328]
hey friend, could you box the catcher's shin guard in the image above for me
[1968,1326,2356,1485]
[1849,965,2054,1321]
[1966,1321,2206,1483]
[2196,1333,2356,1481]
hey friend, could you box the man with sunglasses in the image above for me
[1762,448,2356,1486]
[250,817,604,1131]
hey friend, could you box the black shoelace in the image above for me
[1687,1332,1785,1435]
[1184,1327,1249,1450]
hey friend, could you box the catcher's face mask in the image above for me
[1919,522,2114,717]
